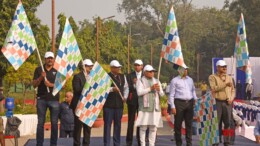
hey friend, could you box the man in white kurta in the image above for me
[136,65,164,146]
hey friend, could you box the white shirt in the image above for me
[135,71,142,80]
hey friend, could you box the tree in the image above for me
[4,62,37,95]
[228,0,260,56]
[118,0,240,82]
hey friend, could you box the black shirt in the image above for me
[33,65,60,101]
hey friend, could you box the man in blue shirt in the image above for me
[169,67,197,146]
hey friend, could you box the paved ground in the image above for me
[6,117,173,146]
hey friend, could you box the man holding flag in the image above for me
[71,59,93,146]
[103,60,129,146]
[33,51,60,146]
[209,60,235,146]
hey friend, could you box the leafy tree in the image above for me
[227,0,260,56]
[4,62,37,95]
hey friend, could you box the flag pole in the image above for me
[111,81,125,100]
[82,59,86,76]
[231,55,235,77]
[35,48,50,92]
[157,57,163,79]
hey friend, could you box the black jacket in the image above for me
[71,71,86,111]
[60,102,74,131]
[126,71,141,106]
[104,73,125,109]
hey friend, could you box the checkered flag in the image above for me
[160,6,187,69]
[1,2,37,70]
[75,62,112,127]
[52,18,82,96]
[194,92,219,145]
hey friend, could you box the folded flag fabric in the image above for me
[234,13,249,68]
[161,6,187,69]
[52,18,82,96]
[75,62,112,127]
[194,92,219,146]
[1,2,37,70]
[234,13,252,83]
[245,60,252,84]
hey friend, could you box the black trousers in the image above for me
[246,91,252,100]
[215,100,232,145]
[174,99,194,146]
[73,115,91,146]
[126,104,140,146]
[60,129,73,138]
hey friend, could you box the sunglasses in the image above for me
[220,66,227,68]
[134,64,141,66]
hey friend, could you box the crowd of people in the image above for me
[0,51,255,146]
[31,52,249,146]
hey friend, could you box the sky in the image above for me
[35,0,226,35]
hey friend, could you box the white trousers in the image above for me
[140,125,157,146]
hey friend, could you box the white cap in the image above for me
[83,59,94,66]
[216,60,227,66]
[134,59,143,65]
[44,52,54,58]
[110,60,122,67]
[143,65,156,72]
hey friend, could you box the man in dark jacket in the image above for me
[126,59,143,146]
[59,91,74,138]
[71,59,93,146]
[103,60,129,146]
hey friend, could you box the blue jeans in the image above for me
[103,108,123,146]
[36,100,60,146]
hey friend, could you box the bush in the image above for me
[160,95,168,108]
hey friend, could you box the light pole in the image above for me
[128,33,141,73]
[196,51,206,83]
[150,43,161,66]
[52,0,55,53]
[96,15,115,62]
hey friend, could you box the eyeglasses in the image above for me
[147,71,155,73]
[220,66,227,68]
[134,64,141,66]
[46,57,54,60]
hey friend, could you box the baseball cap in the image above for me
[143,65,156,72]
[83,59,94,66]
[216,60,227,66]
[134,59,143,65]
[110,60,122,67]
[44,52,54,58]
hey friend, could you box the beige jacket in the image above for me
[208,74,235,101]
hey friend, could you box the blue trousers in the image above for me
[103,108,123,146]
[36,100,60,146]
